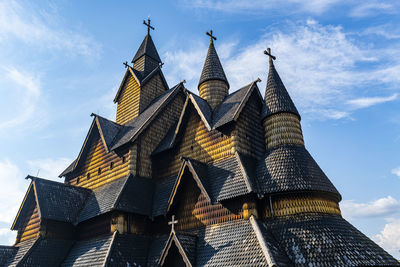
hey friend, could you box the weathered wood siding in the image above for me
[158,106,234,178]
[116,73,141,124]
[133,56,145,72]
[264,113,304,149]
[172,173,243,231]
[77,214,111,240]
[138,93,185,178]
[232,92,265,159]
[199,80,228,109]
[66,130,130,190]
[16,203,40,244]
[139,73,167,114]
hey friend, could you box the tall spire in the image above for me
[262,48,304,150]
[131,18,162,74]
[198,30,229,109]
[263,48,299,119]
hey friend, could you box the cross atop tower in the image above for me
[168,215,178,232]
[143,18,155,35]
[264,48,276,63]
[206,30,217,43]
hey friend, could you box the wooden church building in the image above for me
[1,20,399,266]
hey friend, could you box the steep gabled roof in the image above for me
[11,178,90,230]
[76,175,154,224]
[263,60,300,119]
[255,145,341,200]
[0,246,17,266]
[158,231,197,267]
[111,82,185,150]
[199,41,229,88]
[132,34,161,63]
[6,237,38,267]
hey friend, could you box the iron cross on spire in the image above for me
[206,30,217,43]
[264,48,276,63]
[168,215,178,232]
[143,17,155,35]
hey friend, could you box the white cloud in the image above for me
[0,1,101,57]
[350,2,395,17]
[0,67,44,132]
[0,228,16,245]
[341,196,400,219]
[374,219,400,258]
[0,160,28,224]
[391,167,400,177]
[347,93,398,109]
[362,24,400,40]
[164,20,400,120]
[27,158,72,181]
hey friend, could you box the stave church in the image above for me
[1,19,399,266]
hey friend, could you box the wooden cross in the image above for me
[143,18,155,35]
[264,48,276,62]
[206,30,217,43]
[123,61,130,68]
[168,215,178,232]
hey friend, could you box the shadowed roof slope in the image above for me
[198,41,229,88]
[132,34,161,63]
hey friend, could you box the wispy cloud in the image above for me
[391,167,400,177]
[350,2,396,17]
[362,24,400,40]
[341,196,400,219]
[347,94,398,109]
[27,158,71,181]
[0,0,101,58]
[373,218,400,258]
[164,20,400,120]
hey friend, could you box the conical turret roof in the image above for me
[132,34,161,64]
[263,59,299,119]
[198,41,229,89]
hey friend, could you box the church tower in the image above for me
[262,48,304,149]
[198,30,229,109]
[114,19,168,125]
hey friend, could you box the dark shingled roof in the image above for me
[256,145,341,199]
[19,238,74,266]
[94,115,122,151]
[152,175,177,217]
[263,61,300,119]
[132,34,161,64]
[176,233,197,266]
[265,213,400,266]
[34,178,90,223]
[7,237,38,267]
[107,233,151,267]
[198,41,229,89]
[189,93,212,127]
[111,83,184,150]
[0,246,17,266]
[61,233,115,267]
[147,235,169,267]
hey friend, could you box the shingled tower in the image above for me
[1,23,399,267]
[198,30,230,109]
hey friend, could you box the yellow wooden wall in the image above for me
[199,80,228,109]
[67,130,130,190]
[133,56,145,72]
[138,93,185,178]
[116,73,141,124]
[158,106,234,178]
[232,92,265,160]
[16,201,40,244]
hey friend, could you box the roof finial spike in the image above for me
[206,30,217,44]
[264,48,276,65]
[143,17,155,35]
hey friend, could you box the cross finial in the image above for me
[123,61,130,68]
[168,215,178,232]
[206,30,217,44]
[264,48,276,64]
[143,17,155,35]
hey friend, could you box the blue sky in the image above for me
[0,0,399,257]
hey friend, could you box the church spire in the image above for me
[131,18,162,74]
[198,30,229,109]
[262,48,304,150]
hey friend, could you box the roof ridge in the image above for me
[249,216,277,267]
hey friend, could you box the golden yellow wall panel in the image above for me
[264,113,304,149]
[199,80,228,109]
[116,74,141,124]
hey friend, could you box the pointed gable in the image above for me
[159,231,196,267]
[132,34,161,64]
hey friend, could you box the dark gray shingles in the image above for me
[212,82,253,129]
[196,219,268,266]
[151,121,178,155]
[0,246,17,266]
[263,61,300,119]
[111,84,183,150]
[189,93,212,126]
[147,235,169,267]
[107,234,151,267]
[132,34,161,64]
[7,237,38,267]
[176,233,197,266]
[198,41,229,88]
[34,178,91,223]
[19,238,74,267]
[61,234,114,267]
[95,115,123,151]
[187,159,210,196]
[59,159,77,177]
[256,145,341,199]
[152,175,177,217]
[266,213,400,266]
